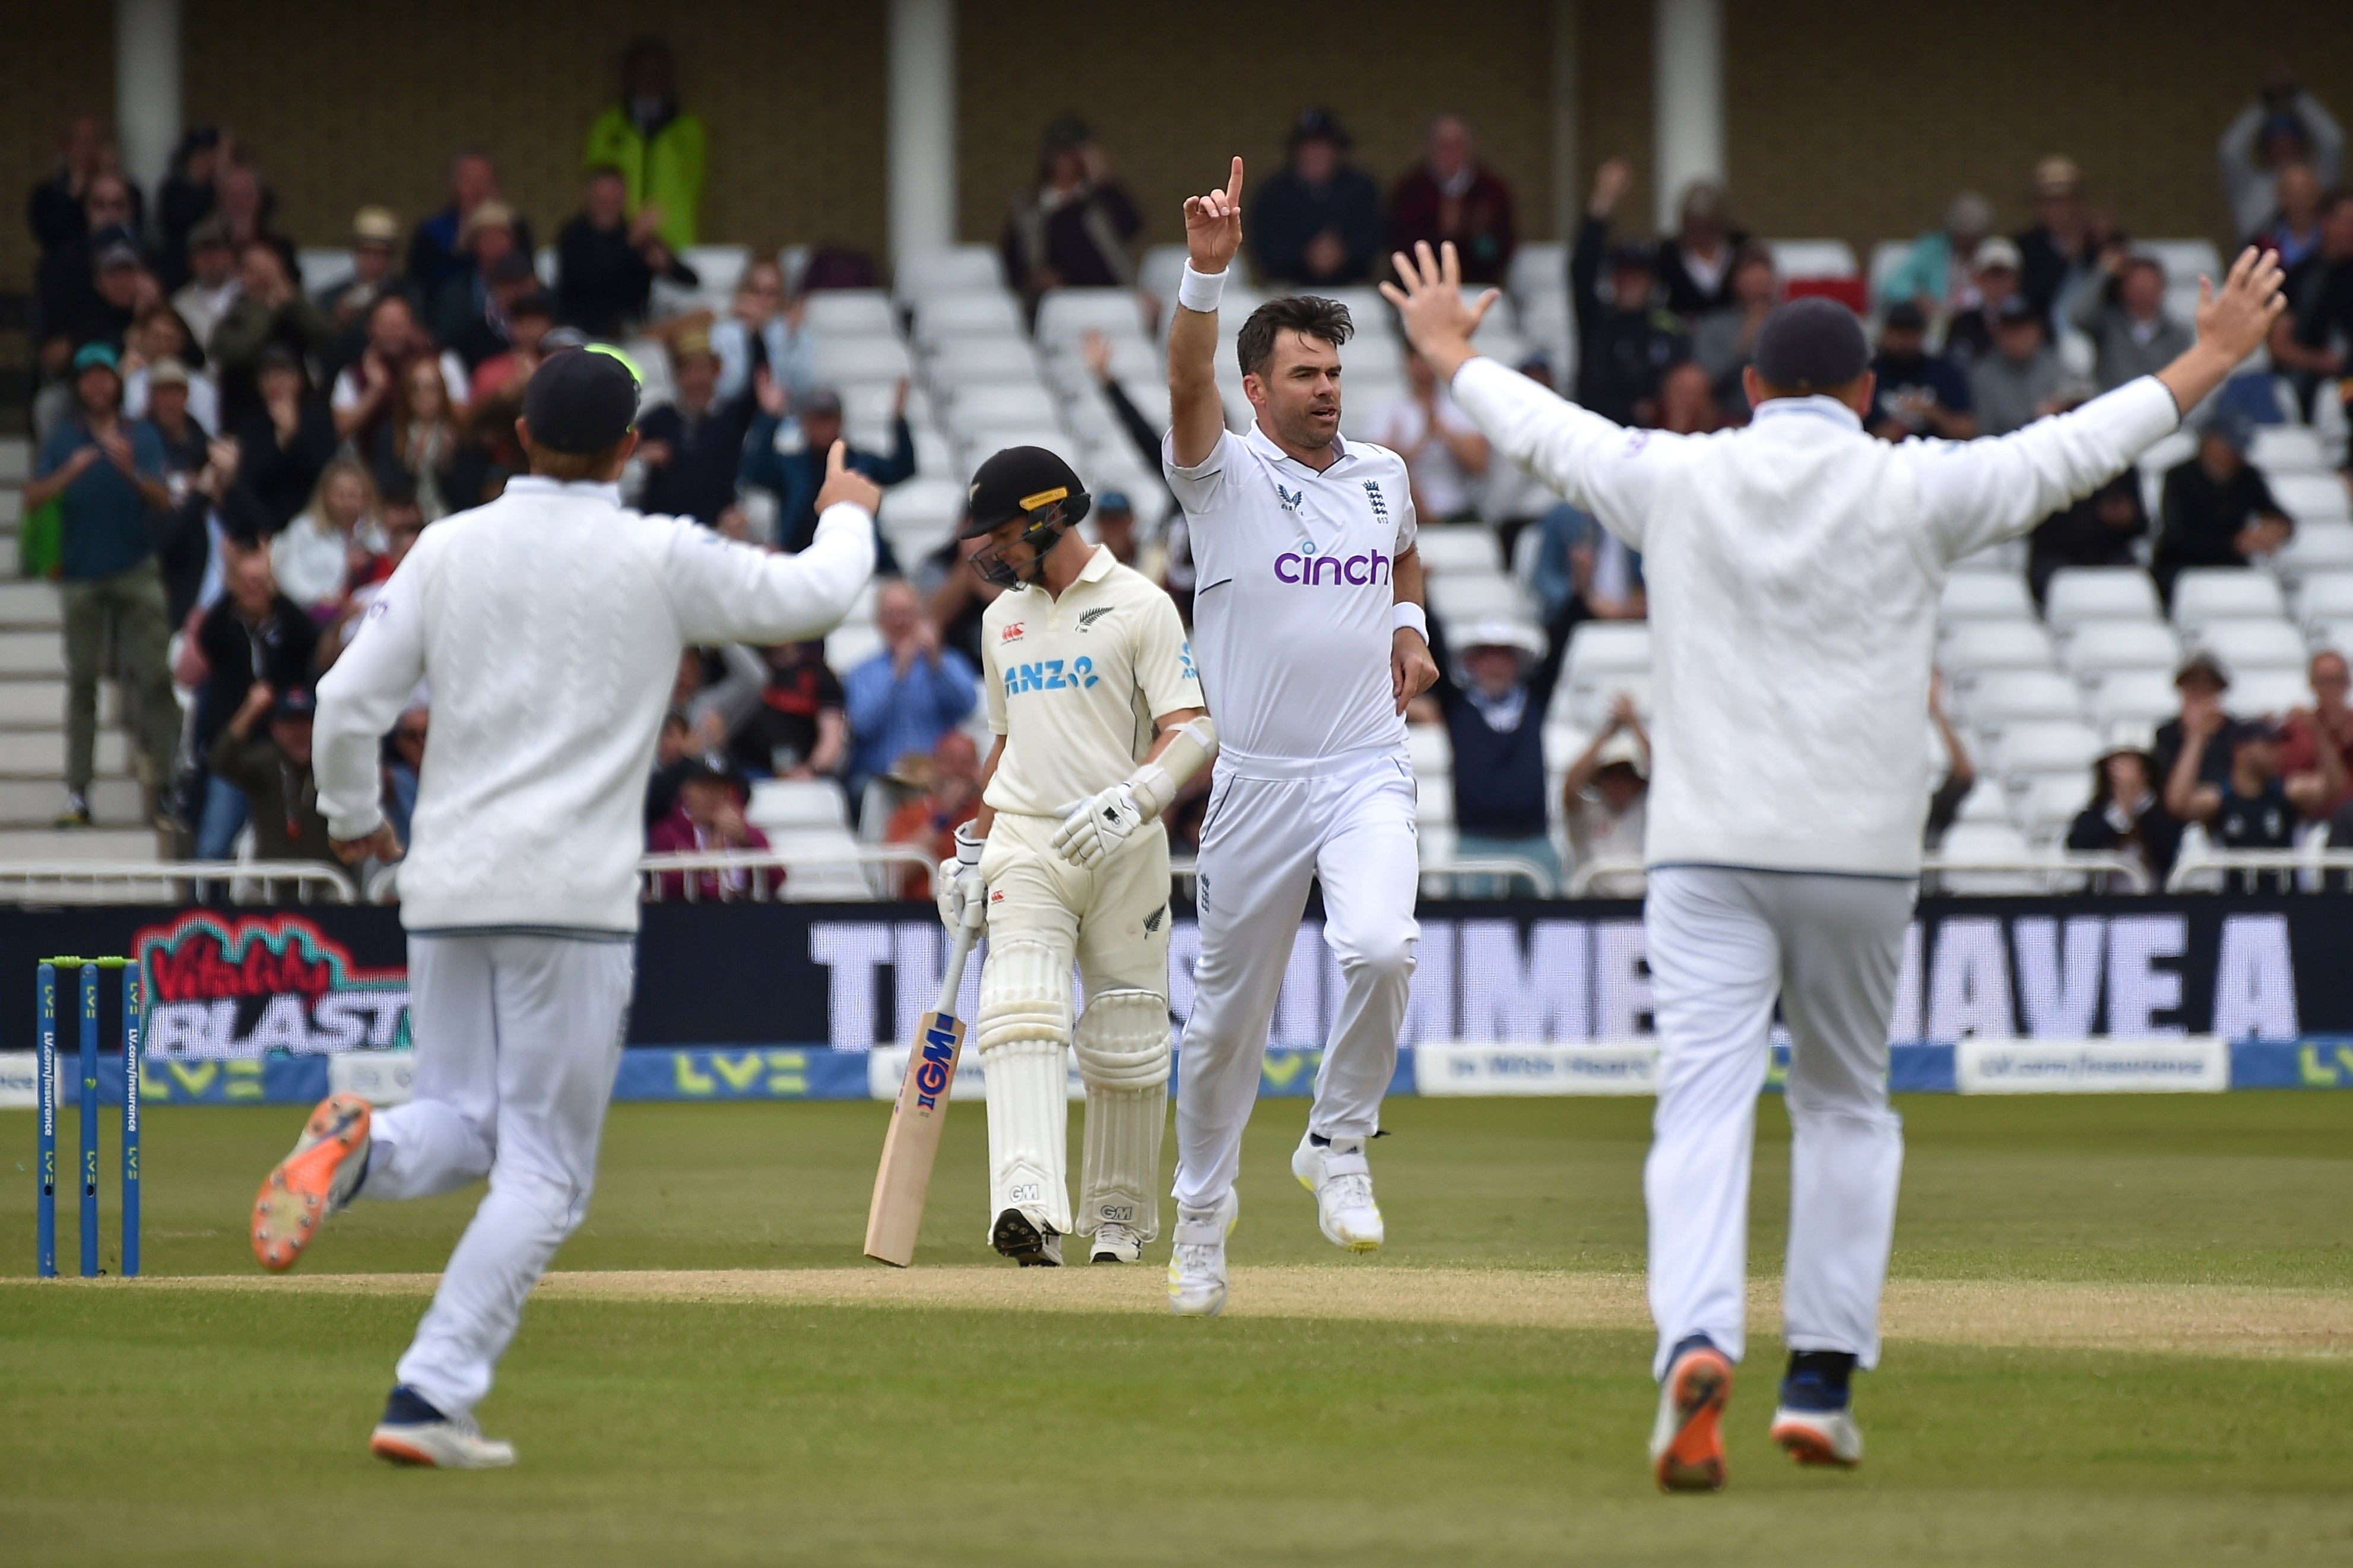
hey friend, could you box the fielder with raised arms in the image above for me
[1384,237,2286,1490]
[938,445,1213,1265]
[1158,158,1440,1318]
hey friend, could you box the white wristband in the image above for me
[1177,264,1226,314]
[1392,602,1429,640]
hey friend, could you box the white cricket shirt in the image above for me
[1162,424,1417,775]
[981,545,1200,817]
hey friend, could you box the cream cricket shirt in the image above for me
[981,545,1201,818]
[1161,424,1416,774]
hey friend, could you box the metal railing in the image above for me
[0,860,358,904]
[1567,852,2155,899]
[1564,858,1649,899]
[1170,853,1561,899]
[360,845,941,905]
[2165,843,2353,894]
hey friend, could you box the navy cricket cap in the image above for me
[960,446,1090,537]
[522,346,641,453]
[1752,297,1871,392]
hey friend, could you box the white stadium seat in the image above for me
[2297,572,2353,627]
[1993,721,2102,778]
[1415,526,1504,576]
[1563,623,1652,685]
[1139,243,1190,307]
[913,290,1025,342]
[925,337,1041,385]
[2226,667,2314,719]
[2065,620,2181,677]
[1941,621,2057,678]
[1764,239,1858,278]
[895,246,1004,299]
[2311,619,2353,659]
[2250,425,2329,474]
[2272,522,2353,581]
[1427,574,1534,626]
[1939,572,2035,623]
[811,335,914,385]
[1507,243,1568,301]
[2269,473,2353,528]
[1562,672,1652,731]
[1933,821,2046,894]
[1406,723,1453,778]
[748,778,849,834]
[826,623,883,675]
[1033,288,1152,345]
[2193,618,2310,671]
[877,476,964,533]
[1962,669,2088,732]
[2170,569,2286,630]
[2087,669,2181,728]
[2138,239,2222,288]
[2043,567,2161,630]
[1951,780,2013,826]
[298,247,355,294]
[680,245,750,301]
[938,383,1058,429]
[2015,772,2094,840]
[800,290,897,336]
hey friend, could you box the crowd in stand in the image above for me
[17,55,2353,896]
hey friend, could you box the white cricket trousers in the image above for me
[1174,750,1419,1212]
[361,931,635,1418]
[1643,865,1914,1379]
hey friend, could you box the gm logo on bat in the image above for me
[914,1019,959,1110]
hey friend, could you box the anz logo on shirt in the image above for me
[1003,656,1100,697]
[1274,538,1391,587]
[1179,641,1197,683]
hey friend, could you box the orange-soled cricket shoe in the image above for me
[1649,1337,1734,1493]
[251,1092,372,1272]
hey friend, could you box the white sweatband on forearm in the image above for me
[954,820,985,865]
[1177,265,1226,315]
[1393,602,1429,640]
[1128,715,1219,818]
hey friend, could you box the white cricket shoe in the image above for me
[1770,1404,1864,1468]
[369,1386,516,1469]
[1166,1191,1238,1317]
[991,1206,1064,1267]
[1089,1221,1144,1264]
[1291,1132,1384,1252]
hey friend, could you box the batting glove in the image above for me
[936,821,987,932]
[1049,782,1149,868]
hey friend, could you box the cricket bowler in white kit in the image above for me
[245,347,879,1467]
[1160,158,1441,1317]
[931,445,1214,1267]
[1386,239,2287,1490]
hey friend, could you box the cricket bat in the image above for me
[863,921,981,1266]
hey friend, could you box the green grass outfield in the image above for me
[2,1093,2351,1566]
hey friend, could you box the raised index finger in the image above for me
[826,439,848,477]
[1225,155,1245,207]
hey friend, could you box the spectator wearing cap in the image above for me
[1572,160,1690,427]
[371,351,491,523]
[135,356,211,490]
[841,579,977,814]
[26,342,180,827]
[1367,349,1491,522]
[582,37,707,253]
[318,206,412,337]
[211,243,332,431]
[741,380,916,558]
[1001,116,1142,313]
[407,150,535,303]
[441,212,550,370]
[727,640,846,780]
[66,230,150,361]
[713,259,817,404]
[2181,717,2299,892]
[1970,293,2079,437]
[883,731,982,900]
[233,344,338,531]
[1867,303,1977,440]
[2271,190,2353,422]
[33,169,141,350]
[1656,179,1747,318]
[1877,191,1996,321]
[635,328,757,525]
[122,305,218,439]
[2154,652,2238,810]
[646,756,779,901]
[1691,240,1779,420]
[557,167,699,341]
[210,683,331,861]
[1250,108,1383,288]
[2070,247,2194,392]
[333,291,469,447]
[1390,113,1516,286]
[1562,695,1651,883]
[1942,237,2025,369]
[154,124,226,289]
[1423,612,1571,893]
[2281,650,2353,823]
[2066,728,2183,886]
[2013,155,2092,326]
[2027,472,2147,608]
[172,217,241,351]
[2219,71,2344,245]
[2151,412,2292,601]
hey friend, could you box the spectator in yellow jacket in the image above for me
[582,37,706,252]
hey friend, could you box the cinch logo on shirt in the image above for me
[1003,656,1100,696]
[1274,539,1392,586]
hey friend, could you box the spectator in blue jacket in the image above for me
[1249,109,1382,288]
[634,328,755,524]
[740,378,915,563]
[1867,302,1977,440]
[842,579,976,812]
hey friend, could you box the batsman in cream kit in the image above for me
[934,445,1214,1267]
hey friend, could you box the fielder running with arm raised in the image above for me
[932,445,1212,1265]
[1385,239,2285,1490]
[247,347,879,1467]
[1157,158,1440,1318]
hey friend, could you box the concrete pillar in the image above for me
[1651,0,1724,234]
[888,0,957,263]
[115,0,181,210]
[1551,0,1580,240]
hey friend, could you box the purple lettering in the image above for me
[1275,553,1302,583]
[1373,553,1391,585]
[1312,556,1341,586]
[1343,554,1369,585]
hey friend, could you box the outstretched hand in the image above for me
[2193,246,2289,365]
[1380,240,1499,383]
[814,439,883,516]
[1183,157,1245,277]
